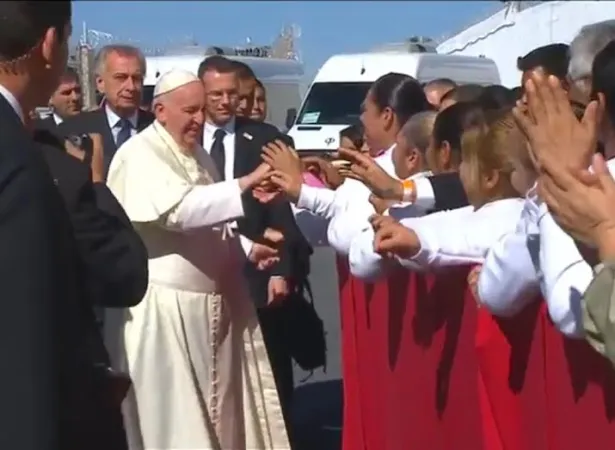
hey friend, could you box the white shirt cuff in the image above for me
[413,176,436,210]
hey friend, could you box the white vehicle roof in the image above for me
[144,54,304,86]
[313,52,499,85]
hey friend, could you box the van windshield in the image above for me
[296,82,371,126]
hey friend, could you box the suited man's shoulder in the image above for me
[58,109,104,135]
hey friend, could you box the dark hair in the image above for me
[230,60,256,81]
[591,39,615,126]
[440,84,484,104]
[0,2,72,62]
[254,78,265,91]
[478,85,516,110]
[340,123,365,149]
[197,55,238,79]
[510,86,523,101]
[61,66,79,82]
[517,43,570,80]
[369,72,430,126]
[424,78,457,90]
[432,101,486,160]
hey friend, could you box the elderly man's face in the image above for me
[155,81,205,150]
[96,51,144,114]
[201,70,239,126]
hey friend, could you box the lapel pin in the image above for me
[243,132,253,141]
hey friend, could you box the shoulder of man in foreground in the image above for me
[57,109,103,135]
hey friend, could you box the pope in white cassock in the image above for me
[104,69,289,450]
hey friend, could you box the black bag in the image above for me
[283,279,327,372]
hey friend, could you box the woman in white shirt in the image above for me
[362,109,528,278]
[262,73,430,249]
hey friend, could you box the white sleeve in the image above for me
[396,206,484,268]
[327,198,376,256]
[538,211,593,337]
[413,176,436,211]
[296,184,339,219]
[477,230,541,317]
[348,227,389,281]
[166,179,245,230]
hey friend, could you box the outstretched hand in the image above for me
[337,148,403,200]
[512,71,604,171]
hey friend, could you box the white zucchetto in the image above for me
[153,69,200,98]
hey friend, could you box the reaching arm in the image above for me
[166,179,247,230]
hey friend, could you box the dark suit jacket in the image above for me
[0,97,124,449]
[57,107,155,175]
[231,117,312,307]
[32,125,148,308]
[33,115,58,133]
[428,172,469,211]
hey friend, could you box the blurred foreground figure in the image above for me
[0,2,131,450]
[105,69,289,450]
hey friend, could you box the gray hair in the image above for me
[94,44,146,76]
[401,111,437,153]
[568,20,615,81]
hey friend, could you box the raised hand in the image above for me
[337,148,403,200]
[512,71,604,171]
[539,152,615,257]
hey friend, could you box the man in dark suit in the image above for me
[198,55,313,431]
[0,2,130,449]
[58,44,154,176]
[35,66,82,131]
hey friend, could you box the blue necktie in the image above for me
[116,118,132,148]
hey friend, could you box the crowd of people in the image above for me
[4,1,615,450]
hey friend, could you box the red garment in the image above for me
[337,263,615,450]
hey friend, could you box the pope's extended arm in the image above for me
[166,179,249,230]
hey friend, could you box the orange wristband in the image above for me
[401,179,415,202]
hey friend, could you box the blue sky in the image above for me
[73,1,501,78]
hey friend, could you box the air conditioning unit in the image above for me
[371,36,438,54]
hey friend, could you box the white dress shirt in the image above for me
[0,84,24,123]
[53,113,63,125]
[476,199,541,317]
[105,104,138,143]
[201,118,253,255]
[396,198,525,270]
[348,200,446,281]
[479,159,615,337]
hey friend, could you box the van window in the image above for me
[297,82,371,125]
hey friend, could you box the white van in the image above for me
[287,49,500,153]
[143,45,305,131]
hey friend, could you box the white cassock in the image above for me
[349,198,525,281]
[104,120,288,450]
[476,156,615,338]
